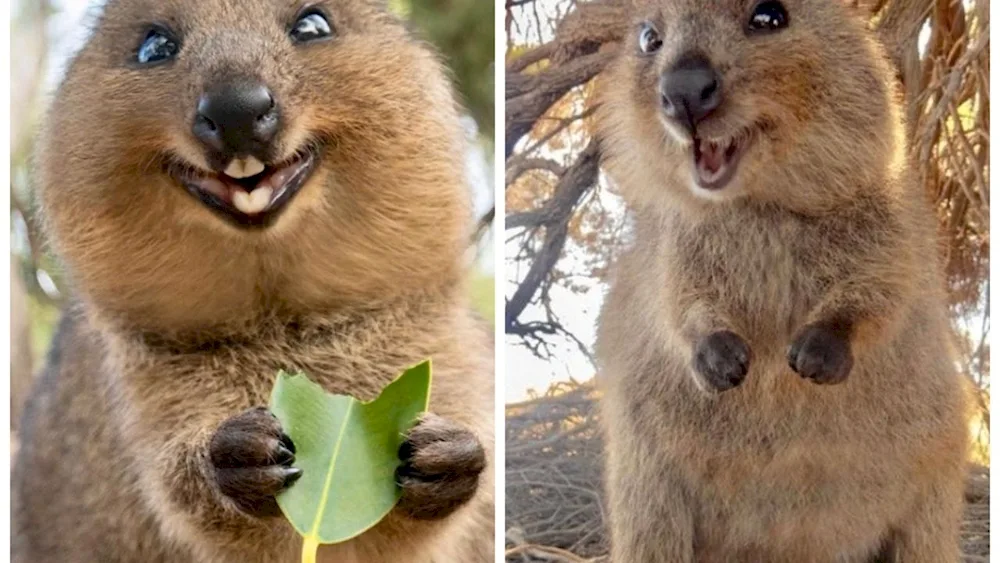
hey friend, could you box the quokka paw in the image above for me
[209,407,301,518]
[693,330,752,392]
[396,413,485,520]
[788,323,854,385]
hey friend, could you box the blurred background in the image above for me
[504,0,989,560]
[9,0,496,430]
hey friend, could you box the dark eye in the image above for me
[638,23,662,55]
[137,28,179,65]
[291,10,334,43]
[748,1,789,33]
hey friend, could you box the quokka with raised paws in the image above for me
[12,1,493,562]
[596,0,970,561]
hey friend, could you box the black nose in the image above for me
[659,53,722,133]
[192,81,279,156]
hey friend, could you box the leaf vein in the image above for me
[308,399,355,539]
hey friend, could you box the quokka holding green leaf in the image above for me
[12,1,494,562]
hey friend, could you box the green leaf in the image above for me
[269,361,433,562]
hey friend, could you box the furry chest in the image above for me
[677,431,905,560]
[672,228,818,339]
[111,330,413,409]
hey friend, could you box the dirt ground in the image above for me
[506,385,990,562]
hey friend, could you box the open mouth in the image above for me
[690,125,764,191]
[169,148,319,228]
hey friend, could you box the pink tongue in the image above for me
[191,176,253,204]
[193,176,234,202]
[699,143,726,174]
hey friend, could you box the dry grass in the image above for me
[505,382,990,562]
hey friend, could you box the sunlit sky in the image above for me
[505,194,618,402]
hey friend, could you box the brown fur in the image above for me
[595,1,970,561]
[12,1,493,562]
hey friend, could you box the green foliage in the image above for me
[470,273,495,323]
[399,0,494,135]
[269,362,432,561]
[27,296,59,366]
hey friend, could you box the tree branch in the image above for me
[505,142,599,330]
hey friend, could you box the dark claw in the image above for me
[398,437,415,463]
[282,467,303,487]
[279,432,296,454]
[273,443,295,466]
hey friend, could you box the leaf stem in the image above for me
[302,536,319,563]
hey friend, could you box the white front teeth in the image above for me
[224,156,266,179]
[231,187,274,215]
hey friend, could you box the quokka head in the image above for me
[600,0,904,211]
[37,0,473,332]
